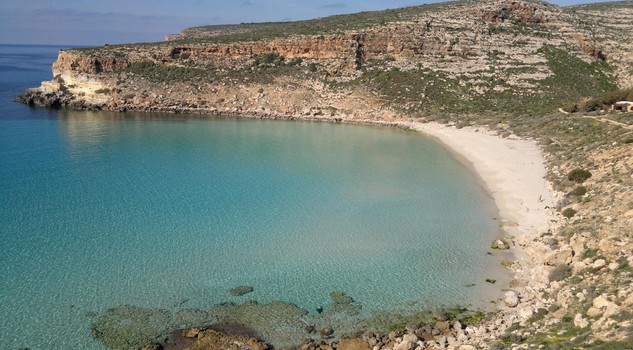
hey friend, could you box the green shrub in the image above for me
[569,186,587,196]
[252,52,285,67]
[567,168,592,183]
[128,60,155,70]
[94,88,111,94]
[600,88,633,105]
[307,63,318,73]
[261,52,277,63]
[528,308,548,323]
[488,24,504,34]
[262,52,281,64]
[568,87,633,113]
[564,103,579,113]
[274,56,285,66]
[581,247,598,259]
[562,208,577,218]
[126,60,211,83]
[461,310,486,325]
[501,333,524,343]
[582,98,601,112]
[592,340,633,350]
[287,57,303,66]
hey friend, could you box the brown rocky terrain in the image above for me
[18,0,633,118]
[17,0,633,349]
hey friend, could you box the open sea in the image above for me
[0,45,504,349]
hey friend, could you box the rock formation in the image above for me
[18,0,633,117]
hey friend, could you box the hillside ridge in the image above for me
[18,0,633,118]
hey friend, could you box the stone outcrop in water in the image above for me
[329,291,354,305]
[168,327,268,350]
[207,300,308,349]
[229,285,254,297]
[90,305,173,350]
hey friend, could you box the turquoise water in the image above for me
[0,46,500,349]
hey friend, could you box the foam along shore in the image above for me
[409,121,555,238]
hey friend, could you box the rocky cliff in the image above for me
[19,0,633,118]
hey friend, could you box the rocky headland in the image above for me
[18,0,632,349]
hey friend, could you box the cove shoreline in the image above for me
[22,105,562,349]
[193,109,560,304]
[171,110,561,349]
[79,108,558,306]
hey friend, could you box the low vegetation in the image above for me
[565,87,633,113]
[126,60,215,83]
[569,185,588,196]
[562,208,577,219]
[172,1,457,44]
[567,168,592,183]
[340,46,616,119]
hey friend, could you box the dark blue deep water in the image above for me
[0,45,502,349]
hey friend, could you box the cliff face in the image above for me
[52,50,129,76]
[19,0,632,117]
[161,0,622,69]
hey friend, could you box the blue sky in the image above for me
[0,0,618,45]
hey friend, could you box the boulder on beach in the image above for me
[503,291,520,308]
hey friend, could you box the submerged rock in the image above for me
[336,338,371,350]
[330,291,354,305]
[168,327,268,350]
[230,285,254,296]
[321,326,334,337]
[90,305,172,350]
[208,300,308,349]
[141,344,162,350]
[173,308,209,327]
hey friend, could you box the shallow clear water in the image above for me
[0,45,501,349]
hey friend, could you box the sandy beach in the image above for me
[408,121,555,239]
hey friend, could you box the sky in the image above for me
[0,0,621,46]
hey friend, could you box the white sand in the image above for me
[408,121,554,237]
